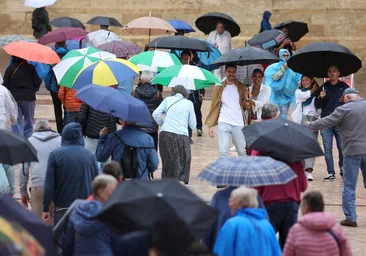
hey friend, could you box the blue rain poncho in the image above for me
[264,49,301,105]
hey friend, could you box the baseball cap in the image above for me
[339,88,359,102]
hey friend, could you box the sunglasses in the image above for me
[282,54,289,57]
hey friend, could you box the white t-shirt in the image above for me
[218,85,244,126]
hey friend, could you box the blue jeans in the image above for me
[342,154,366,222]
[265,201,299,249]
[320,126,343,175]
[278,103,291,119]
[52,208,68,227]
[12,101,35,139]
[65,111,79,125]
[217,122,246,157]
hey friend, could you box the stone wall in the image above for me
[1,0,365,93]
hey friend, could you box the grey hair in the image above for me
[261,104,280,120]
[34,119,50,132]
[230,186,259,209]
[92,174,118,197]
[140,70,154,84]
[171,85,188,98]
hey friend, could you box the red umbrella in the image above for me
[38,27,88,45]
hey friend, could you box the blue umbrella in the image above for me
[167,19,195,33]
[76,84,152,124]
[198,156,297,187]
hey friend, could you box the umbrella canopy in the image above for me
[243,118,324,163]
[152,64,221,90]
[97,40,142,58]
[147,36,212,52]
[247,29,286,49]
[50,17,85,29]
[129,50,182,72]
[53,46,116,87]
[25,0,56,8]
[0,130,38,165]
[195,12,241,37]
[86,16,123,27]
[0,35,36,48]
[213,46,279,67]
[87,30,122,47]
[199,156,297,187]
[38,27,88,45]
[0,195,54,255]
[274,20,309,42]
[287,41,362,77]
[76,85,152,124]
[72,58,139,89]
[123,16,177,36]
[96,180,217,238]
[3,41,60,65]
[167,19,195,33]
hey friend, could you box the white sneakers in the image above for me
[306,172,314,181]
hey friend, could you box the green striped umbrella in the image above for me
[151,64,221,90]
[129,50,181,72]
[53,46,116,87]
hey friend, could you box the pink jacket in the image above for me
[283,212,352,256]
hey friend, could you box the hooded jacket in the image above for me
[32,7,52,39]
[0,74,17,130]
[44,47,69,93]
[284,212,352,256]
[260,11,272,32]
[19,131,61,196]
[133,83,162,133]
[62,200,114,255]
[214,208,281,256]
[43,123,99,212]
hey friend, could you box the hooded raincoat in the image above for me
[0,73,17,131]
[260,11,272,32]
[265,49,301,105]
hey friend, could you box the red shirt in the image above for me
[253,150,308,205]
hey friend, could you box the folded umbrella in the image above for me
[25,0,56,8]
[0,35,36,48]
[3,41,60,65]
[129,50,181,72]
[72,58,139,89]
[76,84,151,124]
[152,64,221,90]
[247,29,286,49]
[87,16,123,27]
[274,20,309,42]
[195,12,241,37]
[38,27,88,45]
[199,156,297,187]
[287,41,362,77]
[167,19,195,33]
[87,29,122,47]
[97,40,142,58]
[50,17,85,29]
[97,180,217,238]
[53,46,116,87]
[243,118,324,163]
[147,35,212,52]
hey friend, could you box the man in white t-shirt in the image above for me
[205,64,248,157]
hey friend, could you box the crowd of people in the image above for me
[0,7,365,256]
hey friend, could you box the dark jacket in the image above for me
[32,7,52,39]
[44,47,69,92]
[96,125,159,180]
[133,83,162,133]
[62,200,114,256]
[43,123,99,212]
[315,81,349,117]
[260,11,272,33]
[78,103,118,139]
[3,58,42,101]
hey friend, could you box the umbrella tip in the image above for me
[156,192,164,197]
[285,123,289,126]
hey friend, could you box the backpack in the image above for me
[114,133,154,179]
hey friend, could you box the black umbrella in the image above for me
[97,180,216,238]
[147,35,212,52]
[287,41,362,77]
[50,17,85,29]
[195,12,241,37]
[243,118,324,163]
[0,195,54,255]
[213,46,279,67]
[0,129,38,165]
[247,29,286,49]
[274,20,309,42]
[86,16,123,27]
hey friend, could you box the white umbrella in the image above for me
[25,0,56,8]
[87,30,122,47]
